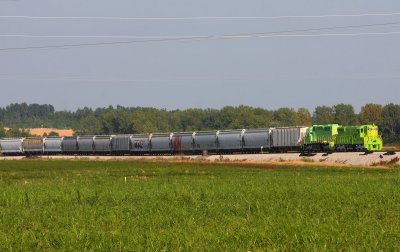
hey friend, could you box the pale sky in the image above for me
[0,0,399,112]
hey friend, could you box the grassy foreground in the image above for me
[0,160,399,251]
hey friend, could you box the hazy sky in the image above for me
[0,0,399,112]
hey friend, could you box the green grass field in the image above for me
[0,160,399,251]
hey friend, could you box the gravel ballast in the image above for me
[2,152,399,166]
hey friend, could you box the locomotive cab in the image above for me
[364,125,382,151]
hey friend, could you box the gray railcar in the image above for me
[242,128,271,152]
[94,136,112,154]
[130,134,151,154]
[62,137,78,154]
[217,129,245,152]
[44,137,63,154]
[193,131,218,153]
[77,136,94,154]
[111,135,131,154]
[150,133,172,154]
[0,138,24,155]
[172,132,194,154]
[23,138,43,154]
[270,127,308,152]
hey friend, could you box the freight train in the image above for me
[0,124,383,156]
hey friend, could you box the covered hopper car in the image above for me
[23,138,43,155]
[0,138,24,155]
[43,137,63,154]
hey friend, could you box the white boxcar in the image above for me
[111,135,131,154]
[193,131,218,153]
[171,132,194,154]
[217,129,245,152]
[130,134,151,154]
[94,136,112,153]
[43,137,64,154]
[0,138,24,155]
[242,128,271,152]
[150,133,172,153]
[77,136,94,153]
[270,127,308,151]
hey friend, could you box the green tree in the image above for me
[313,106,334,124]
[359,103,383,125]
[229,105,274,129]
[74,115,102,135]
[100,109,133,134]
[131,108,171,133]
[297,108,312,126]
[381,103,400,143]
[201,108,220,130]
[217,106,237,129]
[333,104,358,125]
[218,106,251,129]
[48,131,60,137]
[75,107,94,120]
[274,108,298,126]
[173,108,207,131]
[4,128,30,138]
[0,124,5,138]
[1,103,55,128]
[52,111,77,129]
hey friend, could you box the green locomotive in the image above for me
[303,124,383,152]
[336,125,383,152]
[303,124,339,152]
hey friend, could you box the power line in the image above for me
[0,35,214,39]
[1,12,400,21]
[0,35,202,39]
[2,32,400,52]
[1,20,400,39]
[0,37,207,52]
[1,73,400,82]
[1,22,400,52]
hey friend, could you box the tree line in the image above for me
[0,102,399,143]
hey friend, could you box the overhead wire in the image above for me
[2,20,400,39]
[1,73,400,82]
[2,31,400,52]
[1,21,400,52]
[1,12,400,20]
